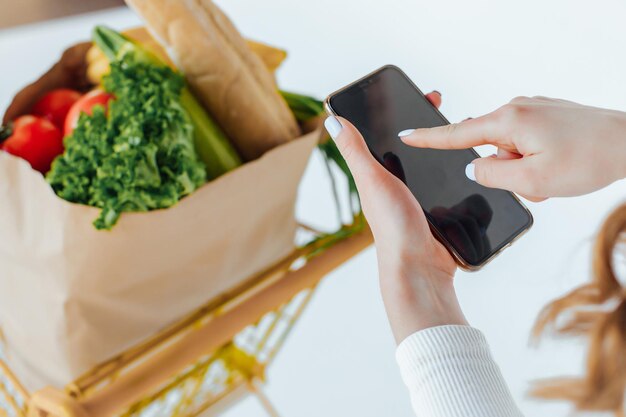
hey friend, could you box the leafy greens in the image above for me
[46,53,206,230]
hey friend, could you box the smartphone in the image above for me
[325,65,533,270]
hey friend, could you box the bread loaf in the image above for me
[125,0,301,161]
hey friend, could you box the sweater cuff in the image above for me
[396,325,492,384]
[395,325,522,417]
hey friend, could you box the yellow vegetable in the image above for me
[86,55,110,85]
[85,27,287,85]
[247,39,288,72]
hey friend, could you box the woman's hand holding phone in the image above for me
[325,92,469,344]
[399,96,626,201]
[326,91,626,344]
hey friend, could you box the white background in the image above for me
[2,1,626,416]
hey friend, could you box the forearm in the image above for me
[397,325,524,417]
[603,110,626,183]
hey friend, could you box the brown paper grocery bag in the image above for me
[0,128,318,391]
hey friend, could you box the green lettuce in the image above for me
[46,53,207,230]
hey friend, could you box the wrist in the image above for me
[379,261,468,344]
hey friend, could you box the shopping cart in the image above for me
[0,129,372,417]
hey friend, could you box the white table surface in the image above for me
[2,2,626,416]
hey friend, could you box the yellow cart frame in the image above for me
[0,220,372,417]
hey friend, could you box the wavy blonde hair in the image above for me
[531,203,626,416]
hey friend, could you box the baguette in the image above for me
[125,0,301,161]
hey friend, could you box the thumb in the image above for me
[324,115,433,250]
[324,116,387,190]
[467,156,538,197]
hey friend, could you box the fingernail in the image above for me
[398,129,415,137]
[324,116,343,140]
[465,163,476,181]
[433,90,442,96]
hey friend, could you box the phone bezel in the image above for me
[324,64,533,271]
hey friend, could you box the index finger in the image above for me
[398,111,509,150]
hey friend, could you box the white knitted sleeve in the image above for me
[396,325,523,417]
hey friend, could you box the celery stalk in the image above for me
[180,89,241,177]
[280,90,324,122]
[92,26,241,179]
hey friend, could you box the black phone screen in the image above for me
[329,65,532,267]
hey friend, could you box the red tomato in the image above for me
[1,116,64,173]
[64,90,114,136]
[31,89,81,131]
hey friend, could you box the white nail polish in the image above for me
[465,163,476,181]
[398,129,415,137]
[324,116,343,140]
